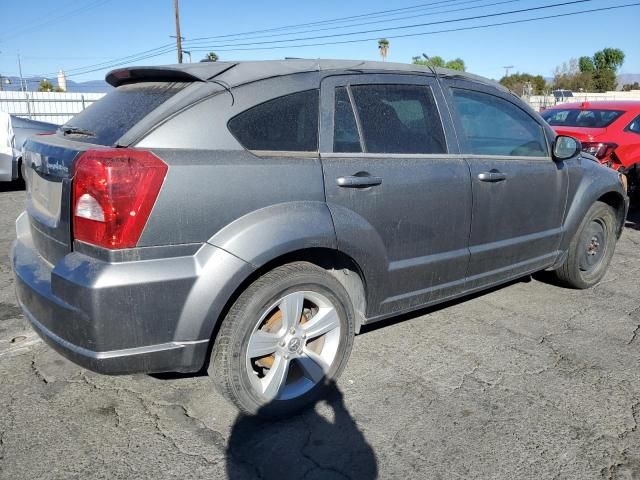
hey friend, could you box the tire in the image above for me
[553,201,618,289]
[209,261,355,417]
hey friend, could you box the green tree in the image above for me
[578,56,595,73]
[202,51,219,62]
[553,49,625,92]
[557,48,625,92]
[412,55,464,70]
[378,39,390,61]
[445,58,466,71]
[38,79,54,92]
[622,82,640,91]
[500,73,547,95]
[593,69,618,92]
[593,47,625,71]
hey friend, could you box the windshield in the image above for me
[541,108,624,128]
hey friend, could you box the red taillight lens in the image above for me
[581,142,617,160]
[72,149,168,249]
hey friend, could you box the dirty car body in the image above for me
[10,60,629,414]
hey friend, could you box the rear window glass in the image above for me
[541,108,624,128]
[60,82,187,146]
[228,90,319,152]
[349,84,446,154]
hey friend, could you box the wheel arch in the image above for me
[597,190,627,237]
[197,246,368,373]
[560,171,628,253]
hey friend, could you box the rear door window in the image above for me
[333,87,362,153]
[61,82,188,146]
[451,88,548,157]
[228,89,319,152]
[349,84,446,154]
[627,115,640,134]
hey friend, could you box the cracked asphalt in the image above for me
[0,185,638,480]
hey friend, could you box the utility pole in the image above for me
[17,53,26,92]
[173,0,183,64]
[502,65,514,77]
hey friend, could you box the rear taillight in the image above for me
[581,142,617,161]
[72,149,168,249]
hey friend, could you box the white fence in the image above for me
[527,90,640,111]
[0,91,106,125]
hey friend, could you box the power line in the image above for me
[186,0,496,42]
[38,44,177,78]
[0,0,112,42]
[188,0,480,42]
[184,0,526,46]
[182,0,593,49]
[58,0,545,77]
[21,0,639,80]
[61,48,177,78]
[36,0,504,77]
[184,2,640,53]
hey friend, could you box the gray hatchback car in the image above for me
[11,60,629,416]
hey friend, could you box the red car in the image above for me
[541,101,640,196]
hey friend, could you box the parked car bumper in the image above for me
[11,212,253,375]
[0,152,14,182]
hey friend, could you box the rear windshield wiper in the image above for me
[60,125,96,137]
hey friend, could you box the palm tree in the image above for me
[202,51,219,62]
[378,39,389,62]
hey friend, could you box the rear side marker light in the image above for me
[72,149,168,249]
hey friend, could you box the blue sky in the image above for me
[0,0,639,84]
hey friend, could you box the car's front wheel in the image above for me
[209,262,355,417]
[553,201,619,289]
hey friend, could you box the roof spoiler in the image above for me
[106,63,238,87]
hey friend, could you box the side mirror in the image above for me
[553,135,581,161]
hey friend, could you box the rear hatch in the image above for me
[23,80,190,265]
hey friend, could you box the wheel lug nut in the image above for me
[279,340,285,347]
[290,328,296,334]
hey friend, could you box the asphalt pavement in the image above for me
[0,185,638,479]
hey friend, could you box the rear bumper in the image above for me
[11,212,253,375]
[0,152,15,182]
[21,303,209,375]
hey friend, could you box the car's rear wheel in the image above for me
[209,262,355,417]
[553,201,618,289]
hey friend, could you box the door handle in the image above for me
[336,175,383,188]
[478,171,507,182]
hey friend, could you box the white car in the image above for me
[0,113,57,182]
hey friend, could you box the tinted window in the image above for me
[228,90,319,151]
[627,115,640,134]
[541,108,624,128]
[452,89,547,157]
[61,82,187,146]
[333,87,362,153]
[350,84,446,154]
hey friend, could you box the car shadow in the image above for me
[0,179,25,192]
[225,380,378,479]
[625,205,640,231]
[360,276,533,334]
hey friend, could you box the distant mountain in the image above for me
[617,74,640,90]
[1,75,112,93]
